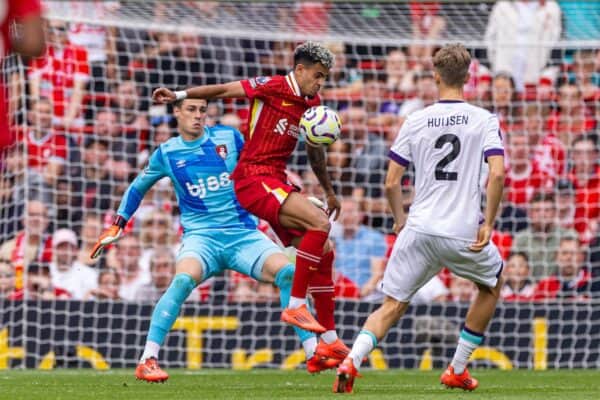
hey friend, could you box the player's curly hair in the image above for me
[294,41,334,69]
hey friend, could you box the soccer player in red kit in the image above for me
[1,0,45,150]
[153,42,350,364]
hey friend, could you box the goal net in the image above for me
[1,0,599,370]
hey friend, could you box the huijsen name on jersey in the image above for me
[427,115,469,128]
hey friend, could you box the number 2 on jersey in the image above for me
[434,134,461,181]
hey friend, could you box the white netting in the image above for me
[1,0,599,370]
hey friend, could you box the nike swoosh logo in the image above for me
[282,101,293,106]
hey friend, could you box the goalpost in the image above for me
[1,0,599,370]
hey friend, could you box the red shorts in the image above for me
[234,175,303,246]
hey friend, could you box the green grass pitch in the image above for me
[1,369,598,400]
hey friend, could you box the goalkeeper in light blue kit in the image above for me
[91,98,338,382]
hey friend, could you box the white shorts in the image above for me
[380,227,503,302]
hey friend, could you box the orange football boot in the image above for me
[440,366,479,391]
[306,355,341,374]
[332,357,361,393]
[315,338,350,361]
[281,304,326,333]
[135,357,169,383]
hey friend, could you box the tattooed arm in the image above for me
[306,142,341,220]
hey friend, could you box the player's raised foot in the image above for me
[306,355,341,374]
[440,366,478,391]
[332,357,361,393]
[135,357,169,383]
[281,304,326,333]
[315,338,350,361]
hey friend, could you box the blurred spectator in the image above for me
[331,197,387,297]
[488,72,521,131]
[74,137,118,212]
[139,209,180,272]
[0,0,45,150]
[408,1,446,61]
[204,102,223,127]
[496,187,529,234]
[0,200,53,290]
[340,106,389,230]
[134,247,176,302]
[556,179,576,231]
[0,144,27,241]
[397,71,438,118]
[559,1,600,41]
[326,140,355,197]
[29,20,90,127]
[384,48,415,95]
[301,170,325,200]
[220,113,242,131]
[524,103,566,179]
[360,71,399,117]
[570,49,600,101]
[112,234,150,301]
[567,135,600,243]
[511,192,579,281]
[501,252,535,301]
[48,228,98,300]
[321,42,362,96]
[447,274,476,302]
[464,58,492,102]
[546,81,596,147]
[294,1,330,35]
[485,0,561,91]
[84,268,121,301]
[113,80,150,135]
[8,263,71,300]
[18,97,68,196]
[94,108,137,175]
[0,259,17,298]
[533,237,590,300]
[229,271,278,303]
[77,212,106,268]
[504,131,553,206]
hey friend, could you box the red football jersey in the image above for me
[1,0,42,149]
[232,72,320,182]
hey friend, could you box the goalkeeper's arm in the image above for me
[153,81,245,103]
[90,149,166,259]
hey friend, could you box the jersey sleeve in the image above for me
[483,115,504,160]
[240,76,276,100]
[117,147,167,220]
[388,117,412,167]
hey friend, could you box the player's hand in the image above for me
[392,222,404,234]
[326,193,341,221]
[469,224,492,252]
[152,87,176,104]
[90,225,123,259]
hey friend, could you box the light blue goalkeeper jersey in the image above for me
[117,125,256,232]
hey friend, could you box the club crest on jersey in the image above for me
[215,144,228,159]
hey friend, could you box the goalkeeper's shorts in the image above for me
[177,228,281,282]
[380,227,503,302]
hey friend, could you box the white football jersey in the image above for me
[390,100,504,241]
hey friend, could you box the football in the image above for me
[299,105,342,146]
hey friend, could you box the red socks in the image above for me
[291,230,329,298]
[309,250,336,331]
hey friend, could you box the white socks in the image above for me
[321,330,338,344]
[348,330,377,369]
[288,296,306,309]
[303,336,317,359]
[140,340,160,363]
[451,327,484,374]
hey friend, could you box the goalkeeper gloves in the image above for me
[90,216,126,259]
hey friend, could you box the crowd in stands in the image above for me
[0,1,599,303]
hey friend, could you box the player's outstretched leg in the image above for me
[136,273,197,383]
[333,297,408,393]
[310,249,350,363]
[441,278,503,391]
[274,263,338,373]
